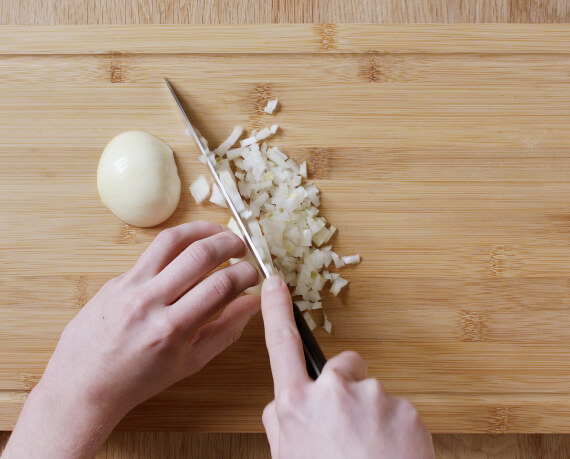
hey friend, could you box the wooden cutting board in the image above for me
[2,25,570,434]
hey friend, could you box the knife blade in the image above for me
[163,78,271,277]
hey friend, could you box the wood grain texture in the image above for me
[0,0,563,25]
[5,24,570,54]
[3,431,570,458]
[0,0,545,25]
[3,26,570,437]
[2,1,570,459]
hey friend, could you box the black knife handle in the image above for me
[293,303,327,379]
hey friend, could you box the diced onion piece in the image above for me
[209,183,227,208]
[215,126,243,155]
[264,99,278,114]
[301,229,312,247]
[227,216,243,240]
[342,254,361,265]
[219,169,245,213]
[303,312,317,330]
[270,124,279,134]
[240,136,257,147]
[189,175,210,204]
[311,301,323,310]
[331,252,345,268]
[312,225,334,247]
[226,147,243,160]
[247,218,274,272]
[252,192,269,208]
[323,314,332,334]
[330,277,349,296]
[308,217,326,233]
[255,127,272,141]
[320,247,333,267]
[296,300,312,312]
[227,217,263,295]
[267,147,288,166]
[299,161,307,178]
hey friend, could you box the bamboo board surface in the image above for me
[2,25,570,433]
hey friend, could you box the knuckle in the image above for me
[319,372,352,412]
[152,314,181,345]
[118,289,154,330]
[100,276,119,293]
[372,378,386,395]
[277,385,304,414]
[156,227,180,246]
[373,380,388,401]
[398,397,420,422]
[216,231,244,256]
[360,378,386,400]
[239,261,260,284]
[119,270,133,283]
[192,219,209,228]
[225,231,244,248]
[262,401,276,422]
[193,219,217,230]
[231,321,246,344]
[190,220,223,236]
[120,268,142,286]
[124,290,152,316]
[342,350,364,364]
[210,271,236,300]
[188,240,217,266]
[266,325,301,351]
[322,369,350,395]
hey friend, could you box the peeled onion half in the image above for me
[97,131,181,227]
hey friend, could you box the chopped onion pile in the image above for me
[190,104,360,333]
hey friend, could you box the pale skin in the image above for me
[2,221,434,459]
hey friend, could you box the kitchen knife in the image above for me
[164,78,327,379]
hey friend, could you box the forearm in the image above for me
[2,223,260,458]
[2,381,121,459]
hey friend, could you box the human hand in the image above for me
[260,276,435,459]
[3,221,260,459]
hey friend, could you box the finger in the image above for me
[261,276,309,393]
[188,294,261,371]
[131,221,227,281]
[168,261,259,335]
[322,351,367,381]
[150,230,247,304]
[262,401,280,459]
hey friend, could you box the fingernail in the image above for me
[263,275,283,292]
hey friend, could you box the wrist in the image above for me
[3,380,122,459]
[34,375,121,422]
